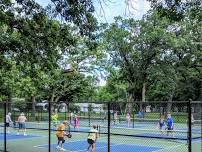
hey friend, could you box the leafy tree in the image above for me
[102,13,175,111]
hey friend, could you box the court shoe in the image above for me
[60,148,66,151]
[56,145,61,149]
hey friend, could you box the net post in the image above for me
[48,101,51,152]
[107,102,110,152]
[4,101,7,152]
[188,99,192,152]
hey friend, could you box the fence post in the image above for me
[4,101,7,152]
[37,109,40,122]
[108,102,110,152]
[88,109,91,127]
[48,101,51,152]
[188,99,192,152]
[133,110,135,128]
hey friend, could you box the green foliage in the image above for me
[69,104,80,112]
[0,0,201,106]
[100,4,202,102]
[12,98,27,111]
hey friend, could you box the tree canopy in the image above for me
[0,0,201,111]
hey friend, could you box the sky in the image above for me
[35,0,151,23]
[94,0,150,22]
[35,0,150,86]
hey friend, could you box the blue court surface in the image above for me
[37,140,161,152]
[179,128,202,133]
[136,133,188,139]
[0,133,40,140]
[135,133,202,142]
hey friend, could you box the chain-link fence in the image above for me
[0,101,201,152]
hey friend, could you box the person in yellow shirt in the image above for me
[51,112,58,127]
[56,120,68,151]
[87,125,98,152]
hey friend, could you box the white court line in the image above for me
[0,133,47,141]
[34,138,164,152]
[34,133,196,151]
[33,139,88,148]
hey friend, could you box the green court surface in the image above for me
[0,122,201,152]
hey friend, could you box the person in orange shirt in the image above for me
[56,120,68,151]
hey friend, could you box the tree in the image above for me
[102,13,175,112]
[0,0,100,116]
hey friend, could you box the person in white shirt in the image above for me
[114,111,119,125]
[6,112,13,133]
[17,113,27,136]
[87,125,98,152]
[126,113,131,127]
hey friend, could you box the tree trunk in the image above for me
[54,96,60,103]
[127,93,133,114]
[31,96,36,117]
[7,93,12,112]
[50,91,55,113]
[167,93,173,113]
[140,82,146,112]
[166,84,175,113]
[54,96,60,113]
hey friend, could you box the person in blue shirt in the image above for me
[166,114,174,136]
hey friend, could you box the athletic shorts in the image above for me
[87,139,94,145]
[57,137,64,141]
[160,125,164,130]
[6,123,10,127]
[19,123,26,129]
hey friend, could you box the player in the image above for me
[166,114,174,137]
[70,112,74,124]
[6,112,13,133]
[17,112,27,136]
[114,111,119,125]
[74,113,79,131]
[126,112,131,127]
[102,111,107,122]
[158,115,165,134]
[56,120,69,151]
[191,114,195,125]
[87,125,99,152]
[51,112,58,128]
